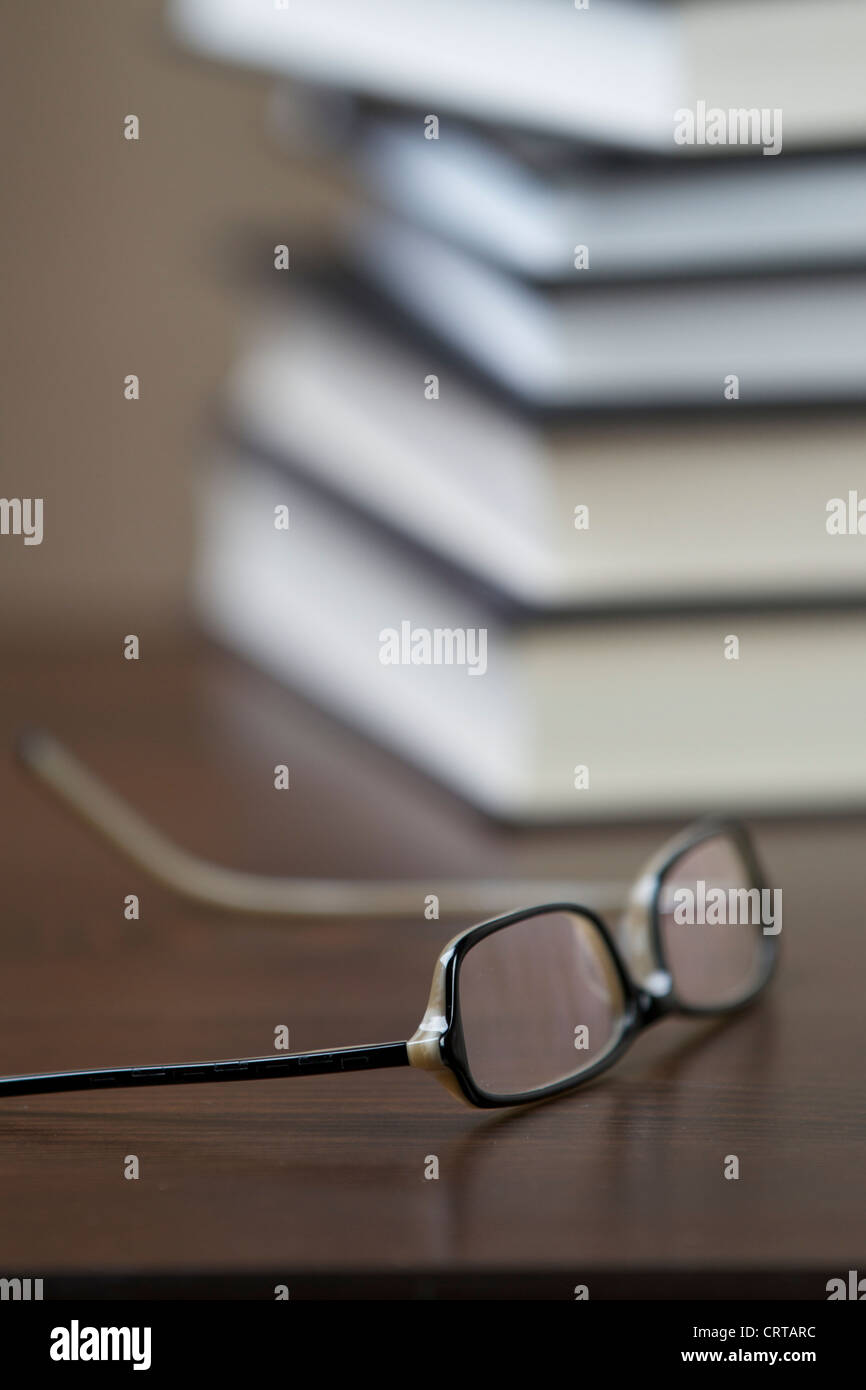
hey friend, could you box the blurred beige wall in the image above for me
[0,0,340,639]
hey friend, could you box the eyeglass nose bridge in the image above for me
[634,974,677,1027]
[616,870,663,991]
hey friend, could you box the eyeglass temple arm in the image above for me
[15,730,630,919]
[0,1041,410,1098]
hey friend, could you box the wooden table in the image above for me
[0,642,863,1298]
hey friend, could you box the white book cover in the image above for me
[170,0,866,152]
[170,0,679,152]
[349,215,866,408]
[353,118,866,281]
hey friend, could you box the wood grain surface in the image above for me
[0,641,863,1298]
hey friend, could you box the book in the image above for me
[225,292,866,611]
[170,0,680,153]
[351,117,866,281]
[347,214,866,408]
[193,449,866,822]
[169,0,866,153]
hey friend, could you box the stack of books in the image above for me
[170,0,866,822]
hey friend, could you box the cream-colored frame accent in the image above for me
[406,931,470,1102]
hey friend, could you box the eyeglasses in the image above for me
[3,734,779,1108]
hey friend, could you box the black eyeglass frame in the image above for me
[420,818,778,1109]
[648,816,778,1017]
[438,901,638,1109]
